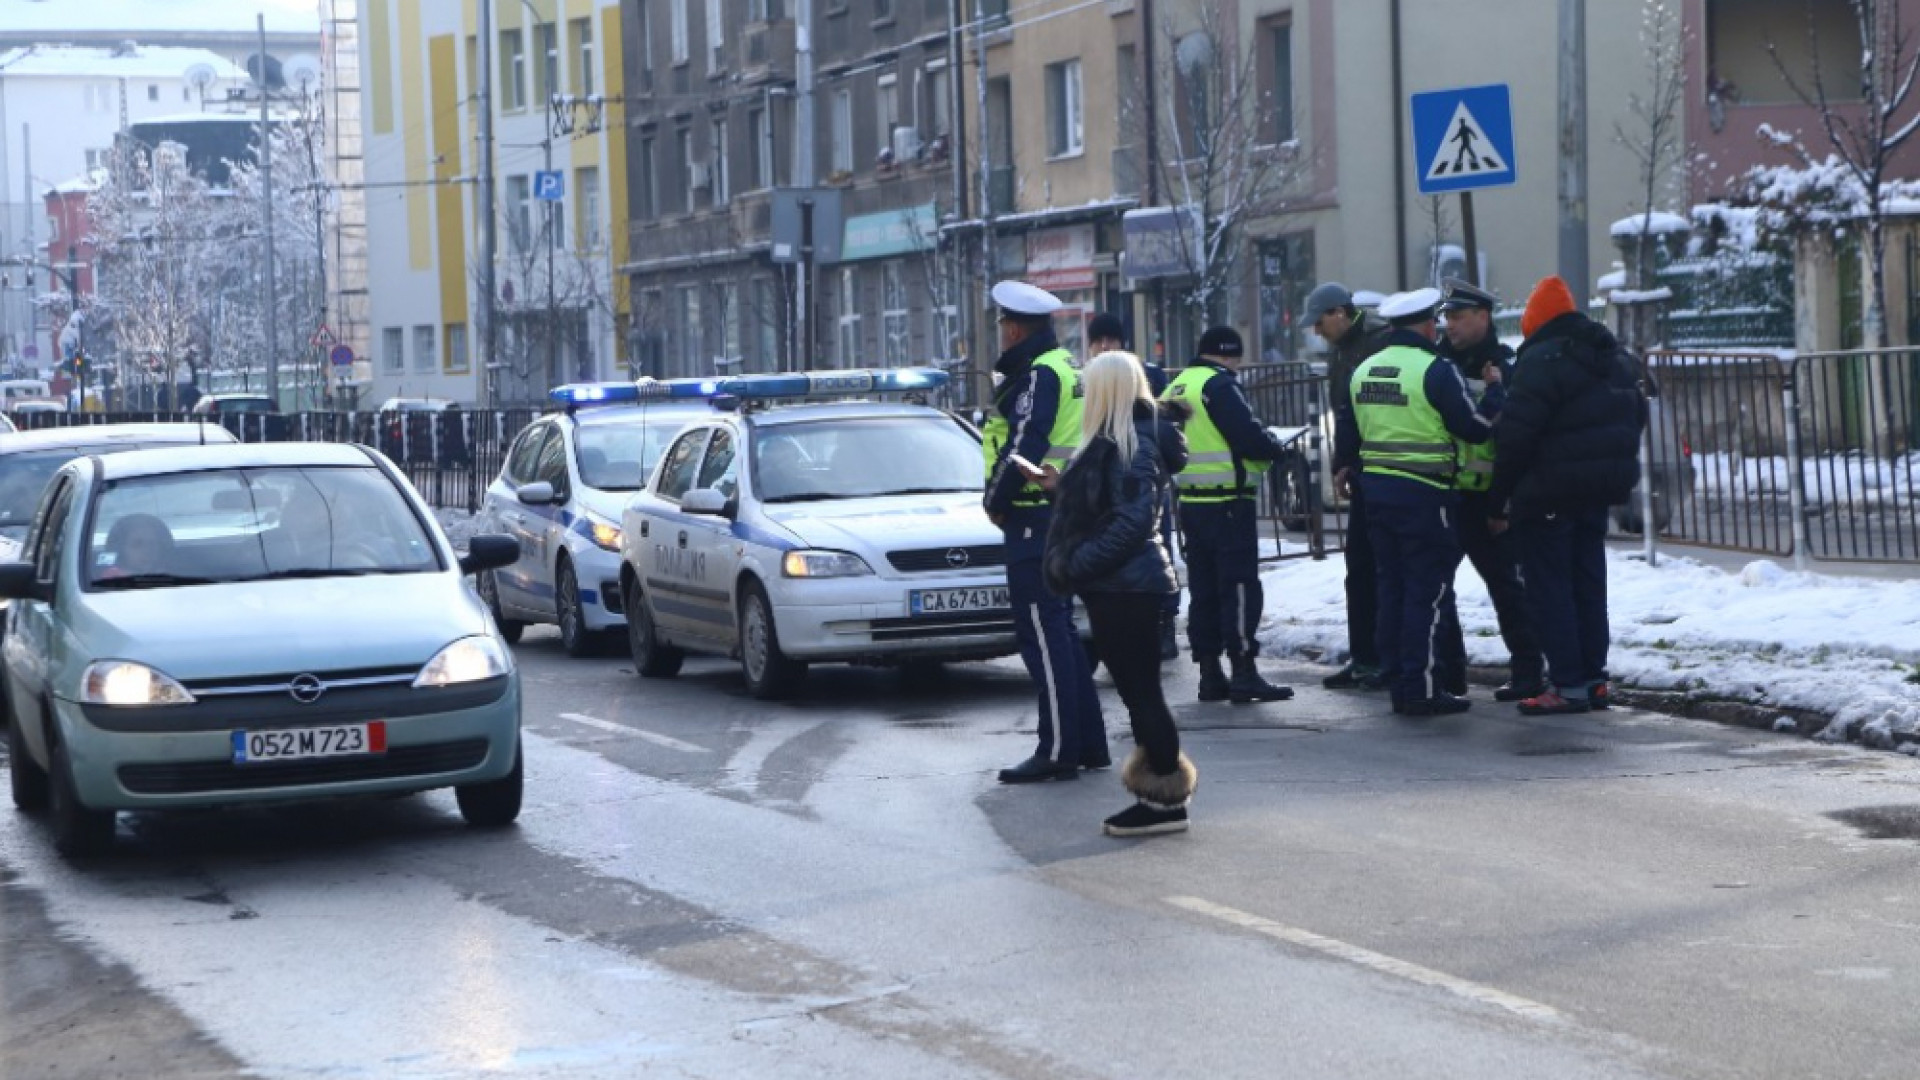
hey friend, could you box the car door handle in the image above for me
[639,521,650,538]
[677,530,688,548]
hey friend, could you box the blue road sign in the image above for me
[1411,84,1516,196]
[329,344,355,367]
[534,170,565,201]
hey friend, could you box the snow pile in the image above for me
[436,508,481,548]
[1692,451,1919,513]
[1258,549,1920,734]
[1610,211,1691,238]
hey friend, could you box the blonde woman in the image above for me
[1026,351,1197,836]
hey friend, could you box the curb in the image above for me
[1459,663,1845,742]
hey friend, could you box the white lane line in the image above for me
[1166,896,1564,1024]
[558,712,709,754]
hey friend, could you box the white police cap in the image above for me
[1378,286,1443,324]
[991,280,1063,316]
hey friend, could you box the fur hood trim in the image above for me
[1120,748,1198,807]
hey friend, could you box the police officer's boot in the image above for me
[1228,655,1295,704]
[1158,611,1180,662]
[1196,656,1231,703]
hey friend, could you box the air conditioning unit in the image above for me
[891,125,922,162]
[688,161,711,189]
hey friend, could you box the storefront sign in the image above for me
[1025,225,1096,292]
[840,202,937,262]
[1122,206,1201,281]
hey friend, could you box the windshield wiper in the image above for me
[93,573,220,590]
[875,486,975,496]
[763,491,870,504]
[255,567,394,580]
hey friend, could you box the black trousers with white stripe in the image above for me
[1366,500,1466,704]
[1178,499,1264,662]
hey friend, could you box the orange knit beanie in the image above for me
[1521,275,1577,338]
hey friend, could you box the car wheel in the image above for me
[477,569,524,645]
[1277,454,1314,532]
[48,737,114,858]
[7,706,48,812]
[739,581,806,700]
[624,578,684,678]
[455,735,523,828]
[555,560,610,658]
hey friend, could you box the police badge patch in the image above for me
[1015,391,1032,418]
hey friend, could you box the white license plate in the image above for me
[232,721,387,764]
[910,586,1010,616]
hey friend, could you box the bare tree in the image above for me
[1614,0,1690,288]
[1764,0,1920,347]
[1422,196,1455,285]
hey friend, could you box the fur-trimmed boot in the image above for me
[1106,748,1197,837]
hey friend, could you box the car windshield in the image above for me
[575,409,705,490]
[85,465,440,589]
[0,445,177,541]
[754,415,982,502]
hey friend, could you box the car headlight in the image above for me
[782,550,873,578]
[80,661,196,707]
[414,635,512,688]
[587,515,622,552]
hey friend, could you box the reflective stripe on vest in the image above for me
[981,349,1084,507]
[1350,346,1459,491]
[1161,366,1269,503]
[1457,378,1498,492]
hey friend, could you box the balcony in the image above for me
[743,20,795,79]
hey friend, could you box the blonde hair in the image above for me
[1076,350,1154,466]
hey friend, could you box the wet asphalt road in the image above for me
[5,629,1920,1078]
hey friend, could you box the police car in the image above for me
[475,381,715,655]
[616,368,1017,699]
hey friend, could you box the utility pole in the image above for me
[259,15,281,406]
[795,0,816,370]
[478,0,499,404]
[1558,0,1589,304]
[945,0,970,387]
[972,1,992,369]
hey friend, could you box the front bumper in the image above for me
[566,541,628,630]
[768,575,1020,663]
[53,677,522,811]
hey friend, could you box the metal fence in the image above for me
[1645,348,1920,563]
[1235,362,1348,562]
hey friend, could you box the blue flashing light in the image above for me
[547,377,729,407]
[548,368,947,409]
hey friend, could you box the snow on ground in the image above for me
[1693,450,1919,511]
[1257,547,1920,739]
[436,507,481,548]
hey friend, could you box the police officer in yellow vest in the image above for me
[1160,326,1295,704]
[1433,279,1544,701]
[983,280,1108,783]
[1350,288,1502,715]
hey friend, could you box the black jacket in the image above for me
[1329,311,1393,473]
[1488,313,1647,519]
[1043,402,1179,597]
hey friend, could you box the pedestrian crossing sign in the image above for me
[1411,84,1517,196]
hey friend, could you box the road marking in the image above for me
[1165,896,1564,1023]
[558,712,709,754]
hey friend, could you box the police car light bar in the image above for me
[549,368,947,408]
[548,376,724,407]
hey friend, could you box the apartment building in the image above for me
[619,0,961,378]
[359,0,629,407]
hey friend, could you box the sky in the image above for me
[0,0,321,36]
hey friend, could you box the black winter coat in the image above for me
[1488,313,1648,519]
[1043,403,1180,597]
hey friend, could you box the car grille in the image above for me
[182,665,421,697]
[118,738,491,795]
[886,545,1006,573]
[867,612,1016,641]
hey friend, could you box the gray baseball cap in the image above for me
[1303,282,1354,324]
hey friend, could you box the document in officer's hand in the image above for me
[1266,425,1311,449]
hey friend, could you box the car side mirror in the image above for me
[460,534,520,576]
[681,488,730,517]
[0,562,47,602]
[516,481,557,506]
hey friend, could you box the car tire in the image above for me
[624,578,684,678]
[477,569,524,645]
[739,581,806,700]
[1276,453,1316,532]
[455,735,523,828]
[48,736,113,859]
[7,706,49,813]
[555,560,612,658]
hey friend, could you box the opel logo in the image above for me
[945,548,970,568]
[288,674,326,704]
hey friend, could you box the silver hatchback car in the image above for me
[0,442,523,858]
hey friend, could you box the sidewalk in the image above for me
[1254,542,1920,747]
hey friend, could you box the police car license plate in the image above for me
[910,586,1009,616]
[231,721,387,764]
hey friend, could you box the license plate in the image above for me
[232,721,387,764]
[910,586,1009,615]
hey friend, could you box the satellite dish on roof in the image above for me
[246,52,283,90]
[283,54,322,93]
[183,62,219,91]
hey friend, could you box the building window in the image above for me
[501,29,527,111]
[1266,16,1294,144]
[676,285,702,375]
[831,88,853,175]
[753,276,779,369]
[84,148,110,171]
[710,119,730,205]
[413,325,437,374]
[677,127,695,213]
[925,63,950,138]
[875,0,894,23]
[506,174,531,252]
[1175,33,1213,156]
[877,73,899,160]
[383,327,404,373]
[837,267,861,363]
[634,4,653,89]
[1705,0,1861,105]
[719,281,741,367]
[545,189,563,250]
[576,166,602,248]
[1046,59,1084,157]
[671,0,690,65]
[534,23,556,103]
[571,17,595,96]
[748,107,773,190]
[882,262,909,366]
[146,84,159,102]
[445,322,469,373]
[706,0,725,70]
[638,136,657,221]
